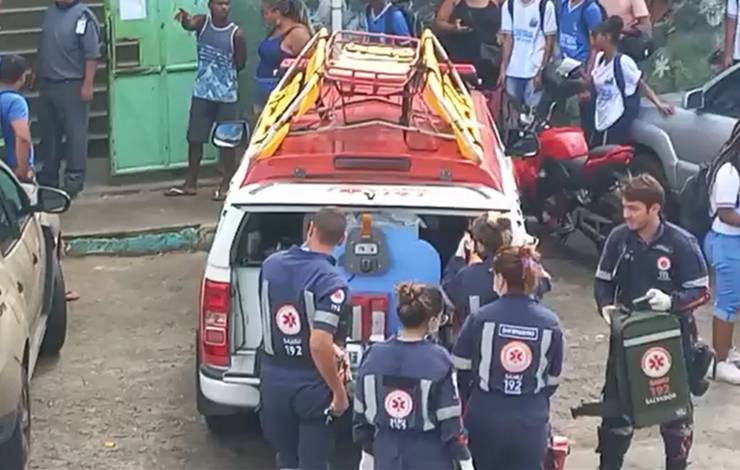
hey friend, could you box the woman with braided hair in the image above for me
[452,245,564,469]
[705,120,740,384]
[353,283,474,470]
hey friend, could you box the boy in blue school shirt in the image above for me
[0,55,34,182]
[558,0,603,68]
[363,0,411,36]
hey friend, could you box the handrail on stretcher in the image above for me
[247,28,485,164]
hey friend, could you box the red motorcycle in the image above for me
[506,59,633,250]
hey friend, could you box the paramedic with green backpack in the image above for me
[586,16,672,146]
[704,122,740,385]
[594,175,710,470]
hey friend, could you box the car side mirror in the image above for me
[31,186,70,214]
[683,88,704,110]
[211,121,250,149]
[506,129,539,158]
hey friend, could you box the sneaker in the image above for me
[727,347,740,367]
[710,360,740,385]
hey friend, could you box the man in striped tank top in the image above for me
[166,0,247,201]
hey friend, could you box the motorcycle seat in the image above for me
[588,145,629,160]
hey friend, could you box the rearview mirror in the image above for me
[32,186,70,214]
[506,129,539,158]
[683,88,704,110]
[211,121,250,149]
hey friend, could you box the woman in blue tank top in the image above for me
[255,0,313,111]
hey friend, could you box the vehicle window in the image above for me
[0,200,17,254]
[233,211,470,271]
[0,170,30,243]
[234,212,306,266]
[704,69,740,119]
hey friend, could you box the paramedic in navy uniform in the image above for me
[443,213,551,324]
[593,175,710,470]
[353,283,474,470]
[258,207,350,470]
[452,245,564,470]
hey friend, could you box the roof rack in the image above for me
[246,29,485,165]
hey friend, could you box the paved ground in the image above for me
[28,243,740,469]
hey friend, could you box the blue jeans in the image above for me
[506,77,543,108]
[704,231,740,322]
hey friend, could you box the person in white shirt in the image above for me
[585,15,672,146]
[705,123,740,385]
[724,0,740,69]
[498,0,556,108]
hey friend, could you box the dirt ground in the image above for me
[28,242,740,470]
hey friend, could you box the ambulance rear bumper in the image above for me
[199,371,261,410]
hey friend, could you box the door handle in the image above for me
[17,282,23,293]
[32,253,38,265]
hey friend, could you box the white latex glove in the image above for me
[359,450,374,470]
[455,232,474,258]
[459,459,475,470]
[645,288,672,312]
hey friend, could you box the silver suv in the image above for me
[0,163,70,469]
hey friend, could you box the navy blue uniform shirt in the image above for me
[594,222,710,313]
[353,337,470,462]
[258,245,349,370]
[452,294,564,408]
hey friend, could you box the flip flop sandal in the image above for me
[164,186,196,197]
[65,290,80,302]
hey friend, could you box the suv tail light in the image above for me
[350,294,389,343]
[200,279,230,367]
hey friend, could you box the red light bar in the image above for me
[333,156,411,171]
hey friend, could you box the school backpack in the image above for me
[367,0,422,37]
[678,157,740,246]
[508,0,556,33]
[612,53,640,120]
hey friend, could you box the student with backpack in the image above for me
[362,0,413,36]
[498,0,557,108]
[703,122,740,384]
[586,15,671,146]
[0,55,34,183]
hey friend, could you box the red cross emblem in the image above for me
[500,341,533,373]
[641,347,672,378]
[385,390,413,419]
[276,306,301,335]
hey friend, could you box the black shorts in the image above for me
[186,97,239,144]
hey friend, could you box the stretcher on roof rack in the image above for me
[247,28,485,164]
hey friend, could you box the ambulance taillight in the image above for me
[350,294,389,343]
[200,279,230,367]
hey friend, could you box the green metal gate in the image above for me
[107,0,218,174]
